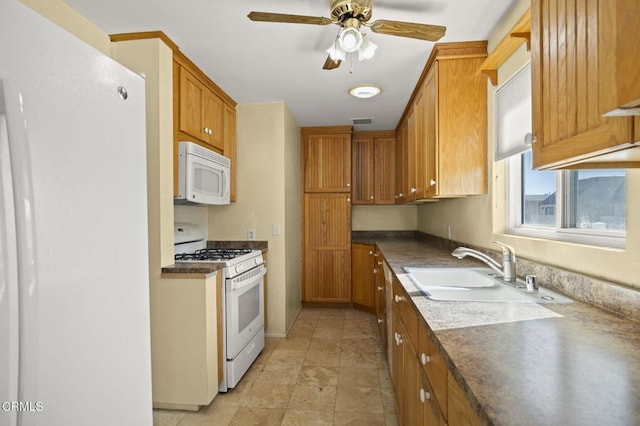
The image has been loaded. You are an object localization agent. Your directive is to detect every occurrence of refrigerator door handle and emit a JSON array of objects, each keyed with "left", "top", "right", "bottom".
[
  {"left": 0, "top": 79, "right": 21, "bottom": 426},
  {"left": 0, "top": 79, "right": 39, "bottom": 410}
]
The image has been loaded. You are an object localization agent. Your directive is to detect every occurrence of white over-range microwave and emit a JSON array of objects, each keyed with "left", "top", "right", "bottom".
[{"left": 175, "top": 141, "right": 231, "bottom": 205}]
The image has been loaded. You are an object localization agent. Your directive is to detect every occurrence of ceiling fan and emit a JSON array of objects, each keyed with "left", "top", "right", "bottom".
[{"left": 248, "top": 0, "right": 446, "bottom": 70}]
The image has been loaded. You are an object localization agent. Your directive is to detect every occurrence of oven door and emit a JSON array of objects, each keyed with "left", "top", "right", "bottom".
[{"left": 225, "top": 265, "right": 266, "bottom": 359}]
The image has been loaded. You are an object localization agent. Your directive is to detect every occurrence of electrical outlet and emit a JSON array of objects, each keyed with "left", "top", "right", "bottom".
[
  {"left": 272, "top": 223, "right": 281, "bottom": 236},
  {"left": 248, "top": 228, "right": 256, "bottom": 241}
]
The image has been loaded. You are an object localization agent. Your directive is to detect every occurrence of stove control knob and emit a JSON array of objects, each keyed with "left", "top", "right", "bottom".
[{"left": 235, "top": 265, "right": 242, "bottom": 274}]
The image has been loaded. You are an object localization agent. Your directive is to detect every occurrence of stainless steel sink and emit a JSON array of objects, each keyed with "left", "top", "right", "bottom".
[{"left": 403, "top": 267, "right": 572, "bottom": 304}]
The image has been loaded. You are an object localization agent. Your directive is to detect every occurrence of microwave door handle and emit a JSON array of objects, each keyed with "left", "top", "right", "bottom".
[{"left": 223, "top": 166, "right": 230, "bottom": 198}]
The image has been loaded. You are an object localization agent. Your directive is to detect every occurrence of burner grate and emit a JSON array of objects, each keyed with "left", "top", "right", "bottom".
[{"left": 175, "top": 247, "right": 253, "bottom": 262}]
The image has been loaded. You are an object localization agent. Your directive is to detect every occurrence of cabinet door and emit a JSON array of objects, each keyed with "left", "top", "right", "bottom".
[
  {"left": 374, "top": 252, "right": 387, "bottom": 350},
  {"left": 423, "top": 66, "right": 438, "bottom": 198},
  {"left": 303, "top": 193, "right": 351, "bottom": 302},
  {"left": 374, "top": 137, "right": 396, "bottom": 204},
  {"left": 405, "top": 106, "right": 417, "bottom": 202},
  {"left": 223, "top": 104, "right": 237, "bottom": 201},
  {"left": 413, "top": 88, "right": 426, "bottom": 200},
  {"left": 402, "top": 337, "right": 420, "bottom": 426},
  {"left": 304, "top": 133, "right": 351, "bottom": 192},
  {"left": 179, "top": 67, "right": 204, "bottom": 140},
  {"left": 437, "top": 56, "right": 487, "bottom": 196},
  {"left": 531, "top": 0, "right": 633, "bottom": 169},
  {"left": 202, "top": 89, "right": 224, "bottom": 150},
  {"left": 352, "top": 138, "right": 375, "bottom": 204},
  {"left": 351, "top": 243, "right": 375, "bottom": 309},
  {"left": 395, "top": 122, "right": 408, "bottom": 203},
  {"left": 419, "top": 371, "right": 447, "bottom": 426},
  {"left": 391, "top": 307, "right": 404, "bottom": 410}
]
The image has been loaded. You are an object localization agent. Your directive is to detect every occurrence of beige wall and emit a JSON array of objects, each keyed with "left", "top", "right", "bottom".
[
  {"left": 208, "top": 102, "right": 302, "bottom": 336},
  {"left": 283, "top": 107, "right": 303, "bottom": 328},
  {"left": 352, "top": 205, "right": 418, "bottom": 231},
  {"left": 20, "top": 0, "right": 110, "bottom": 55},
  {"left": 417, "top": 0, "right": 640, "bottom": 290}
]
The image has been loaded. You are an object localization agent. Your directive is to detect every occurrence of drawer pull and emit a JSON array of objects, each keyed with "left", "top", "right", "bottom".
[
  {"left": 419, "top": 388, "right": 431, "bottom": 403},
  {"left": 421, "top": 353, "right": 431, "bottom": 365},
  {"left": 394, "top": 295, "right": 404, "bottom": 303}
]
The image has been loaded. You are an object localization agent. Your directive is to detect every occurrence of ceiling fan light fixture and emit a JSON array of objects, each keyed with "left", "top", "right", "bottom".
[
  {"left": 338, "top": 26, "right": 363, "bottom": 52},
  {"left": 358, "top": 34, "right": 377, "bottom": 61},
  {"left": 326, "top": 42, "right": 347, "bottom": 62},
  {"left": 349, "top": 83, "right": 381, "bottom": 99}
]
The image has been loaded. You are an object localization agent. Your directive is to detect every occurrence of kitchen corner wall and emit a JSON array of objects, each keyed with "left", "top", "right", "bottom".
[
  {"left": 207, "top": 102, "right": 302, "bottom": 336},
  {"left": 417, "top": 0, "right": 640, "bottom": 290},
  {"left": 20, "top": 0, "right": 110, "bottom": 56}
]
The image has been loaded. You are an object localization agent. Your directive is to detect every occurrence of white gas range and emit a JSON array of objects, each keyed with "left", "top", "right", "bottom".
[{"left": 174, "top": 223, "right": 266, "bottom": 392}]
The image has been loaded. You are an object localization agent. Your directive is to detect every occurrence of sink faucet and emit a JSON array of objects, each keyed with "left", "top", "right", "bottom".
[{"left": 451, "top": 242, "right": 516, "bottom": 282}]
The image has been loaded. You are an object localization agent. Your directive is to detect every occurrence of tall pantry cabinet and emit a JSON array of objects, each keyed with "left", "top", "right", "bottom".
[{"left": 302, "top": 126, "right": 353, "bottom": 303}]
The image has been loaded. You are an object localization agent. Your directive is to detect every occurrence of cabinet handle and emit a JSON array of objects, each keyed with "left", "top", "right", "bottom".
[
  {"left": 524, "top": 133, "right": 537, "bottom": 145},
  {"left": 411, "top": 187, "right": 417, "bottom": 193},
  {"left": 369, "top": 251, "right": 373, "bottom": 255},
  {"left": 346, "top": 183, "right": 351, "bottom": 187},
  {"left": 419, "top": 388, "right": 430, "bottom": 403},
  {"left": 421, "top": 353, "right": 431, "bottom": 365},
  {"left": 430, "top": 179, "right": 436, "bottom": 186},
  {"left": 373, "top": 268, "right": 378, "bottom": 274},
  {"left": 394, "top": 294, "right": 405, "bottom": 303},
  {"left": 377, "top": 286, "right": 384, "bottom": 291},
  {"left": 370, "top": 195, "right": 374, "bottom": 200},
  {"left": 377, "top": 318, "right": 383, "bottom": 324},
  {"left": 399, "top": 193, "right": 404, "bottom": 198},
  {"left": 394, "top": 332, "right": 403, "bottom": 346}
]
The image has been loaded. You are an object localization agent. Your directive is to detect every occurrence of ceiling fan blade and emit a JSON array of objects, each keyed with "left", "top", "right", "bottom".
[
  {"left": 368, "top": 19, "right": 446, "bottom": 41},
  {"left": 248, "top": 11, "right": 333, "bottom": 26},
  {"left": 322, "top": 55, "right": 342, "bottom": 70}
]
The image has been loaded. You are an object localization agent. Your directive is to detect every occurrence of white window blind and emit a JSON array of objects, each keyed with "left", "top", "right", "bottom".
[{"left": 495, "top": 62, "right": 532, "bottom": 161}]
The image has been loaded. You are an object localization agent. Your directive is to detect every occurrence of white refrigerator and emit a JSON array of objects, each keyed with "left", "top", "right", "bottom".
[{"left": 0, "top": 0, "right": 153, "bottom": 425}]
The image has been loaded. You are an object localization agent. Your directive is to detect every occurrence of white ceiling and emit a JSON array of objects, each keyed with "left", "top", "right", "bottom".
[{"left": 66, "top": 0, "right": 516, "bottom": 131}]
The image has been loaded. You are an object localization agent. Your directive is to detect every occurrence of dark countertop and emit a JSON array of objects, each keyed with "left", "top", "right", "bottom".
[{"left": 374, "top": 237, "right": 640, "bottom": 426}]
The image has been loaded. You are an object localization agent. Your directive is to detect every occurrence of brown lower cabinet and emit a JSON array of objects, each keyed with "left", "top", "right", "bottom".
[
  {"left": 392, "top": 274, "right": 480, "bottom": 425},
  {"left": 351, "top": 243, "right": 375, "bottom": 311}
]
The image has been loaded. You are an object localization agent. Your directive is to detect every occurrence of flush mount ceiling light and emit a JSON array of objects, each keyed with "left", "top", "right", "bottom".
[{"left": 349, "top": 84, "right": 381, "bottom": 99}]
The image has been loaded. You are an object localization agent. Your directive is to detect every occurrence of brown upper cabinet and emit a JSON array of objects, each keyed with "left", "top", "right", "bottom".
[
  {"left": 531, "top": 0, "right": 640, "bottom": 169},
  {"left": 396, "top": 41, "right": 488, "bottom": 202},
  {"left": 109, "top": 32, "right": 238, "bottom": 200},
  {"left": 223, "top": 104, "right": 237, "bottom": 202},
  {"left": 172, "top": 47, "right": 237, "bottom": 199},
  {"left": 352, "top": 131, "right": 396, "bottom": 205},
  {"left": 302, "top": 126, "right": 352, "bottom": 192},
  {"left": 178, "top": 66, "right": 224, "bottom": 151}
]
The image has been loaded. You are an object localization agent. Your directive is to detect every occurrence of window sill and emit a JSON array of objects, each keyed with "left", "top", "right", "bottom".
[{"left": 505, "top": 227, "right": 626, "bottom": 250}]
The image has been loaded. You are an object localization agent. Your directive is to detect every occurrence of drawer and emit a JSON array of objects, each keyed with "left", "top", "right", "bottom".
[
  {"left": 392, "top": 277, "right": 418, "bottom": 350},
  {"left": 418, "top": 320, "right": 448, "bottom": 418}
]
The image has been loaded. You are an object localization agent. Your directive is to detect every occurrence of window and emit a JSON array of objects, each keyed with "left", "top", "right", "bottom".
[{"left": 507, "top": 151, "right": 626, "bottom": 247}]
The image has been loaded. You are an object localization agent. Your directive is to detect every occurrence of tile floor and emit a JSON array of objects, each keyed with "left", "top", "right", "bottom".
[{"left": 153, "top": 306, "right": 398, "bottom": 425}]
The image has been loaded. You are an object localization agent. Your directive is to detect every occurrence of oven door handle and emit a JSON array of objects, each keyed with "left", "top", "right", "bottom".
[{"left": 230, "top": 266, "right": 267, "bottom": 291}]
